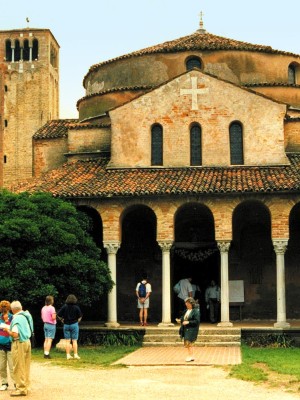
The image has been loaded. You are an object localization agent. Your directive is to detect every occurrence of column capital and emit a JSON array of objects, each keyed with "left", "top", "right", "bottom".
[
  {"left": 103, "top": 242, "right": 120, "bottom": 254},
  {"left": 273, "top": 239, "right": 288, "bottom": 255},
  {"left": 217, "top": 240, "right": 231, "bottom": 253},
  {"left": 158, "top": 241, "right": 173, "bottom": 252}
]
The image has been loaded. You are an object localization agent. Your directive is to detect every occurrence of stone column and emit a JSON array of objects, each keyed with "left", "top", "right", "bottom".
[
  {"left": 217, "top": 241, "right": 233, "bottom": 327},
  {"left": 158, "top": 241, "right": 174, "bottom": 326},
  {"left": 11, "top": 46, "right": 15, "bottom": 63},
  {"left": 103, "top": 242, "right": 120, "bottom": 328},
  {"left": 273, "top": 240, "right": 290, "bottom": 328}
]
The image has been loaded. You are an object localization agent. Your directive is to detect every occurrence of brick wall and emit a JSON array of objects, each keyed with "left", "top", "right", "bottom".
[
  {"left": 0, "top": 29, "right": 59, "bottom": 187},
  {"left": 110, "top": 70, "right": 288, "bottom": 168}
]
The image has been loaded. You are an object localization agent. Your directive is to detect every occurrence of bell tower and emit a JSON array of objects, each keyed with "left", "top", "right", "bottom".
[{"left": 0, "top": 27, "right": 59, "bottom": 187}]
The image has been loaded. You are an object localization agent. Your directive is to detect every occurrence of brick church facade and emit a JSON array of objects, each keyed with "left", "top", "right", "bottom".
[{"left": 1, "top": 20, "right": 300, "bottom": 326}]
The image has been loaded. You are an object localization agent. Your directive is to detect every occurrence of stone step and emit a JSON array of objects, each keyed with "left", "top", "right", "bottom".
[
  {"left": 142, "top": 341, "right": 241, "bottom": 347},
  {"left": 142, "top": 327, "right": 241, "bottom": 347},
  {"left": 143, "top": 335, "right": 240, "bottom": 343},
  {"left": 144, "top": 328, "right": 241, "bottom": 335}
]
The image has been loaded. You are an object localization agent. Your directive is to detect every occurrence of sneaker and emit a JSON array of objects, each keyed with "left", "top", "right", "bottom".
[
  {"left": 185, "top": 357, "right": 195, "bottom": 362},
  {"left": 10, "top": 390, "right": 27, "bottom": 396},
  {"left": 0, "top": 384, "right": 8, "bottom": 391},
  {"left": 66, "top": 354, "right": 73, "bottom": 360},
  {"left": 140, "top": 322, "right": 144, "bottom": 326},
  {"left": 74, "top": 354, "right": 80, "bottom": 359}
]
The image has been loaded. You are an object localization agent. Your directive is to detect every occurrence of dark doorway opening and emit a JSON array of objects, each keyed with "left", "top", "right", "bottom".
[
  {"left": 117, "top": 205, "right": 161, "bottom": 323},
  {"left": 173, "top": 203, "right": 219, "bottom": 321},
  {"left": 76, "top": 206, "right": 107, "bottom": 321}
]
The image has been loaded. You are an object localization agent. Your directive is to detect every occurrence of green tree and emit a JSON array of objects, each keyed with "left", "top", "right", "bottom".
[{"left": 0, "top": 190, "right": 113, "bottom": 309}]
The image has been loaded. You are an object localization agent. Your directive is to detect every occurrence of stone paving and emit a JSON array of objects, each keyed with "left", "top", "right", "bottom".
[{"left": 114, "top": 345, "right": 241, "bottom": 366}]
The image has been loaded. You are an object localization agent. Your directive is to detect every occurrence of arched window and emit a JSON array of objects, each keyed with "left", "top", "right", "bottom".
[
  {"left": 32, "top": 39, "right": 39, "bottom": 60},
  {"left": 23, "top": 39, "right": 30, "bottom": 61},
  {"left": 190, "top": 123, "right": 202, "bottom": 166},
  {"left": 186, "top": 56, "right": 202, "bottom": 71},
  {"left": 151, "top": 124, "right": 163, "bottom": 166},
  {"left": 288, "top": 64, "right": 296, "bottom": 84},
  {"left": 230, "top": 122, "right": 244, "bottom": 165},
  {"left": 14, "top": 40, "right": 21, "bottom": 61},
  {"left": 5, "top": 40, "right": 12, "bottom": 62}
]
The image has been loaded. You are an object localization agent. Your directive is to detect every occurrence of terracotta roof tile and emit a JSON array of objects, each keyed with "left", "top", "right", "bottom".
[
  {"left": 11, "top": 155, "right": 300, "bottom": 198},
  {"left": 244, "top": 82, "right": 300, "bottom": 88},
  {"left": 33, "top": 119, "right": 78, "bottom": 139},
  {"left": 33, "top": 119, "right": 111, "bottom": 140}
]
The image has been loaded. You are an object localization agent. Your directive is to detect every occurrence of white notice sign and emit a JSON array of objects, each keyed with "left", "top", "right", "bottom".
[{"left": 229, "top": 280, "right": 244, "bottom": 303}]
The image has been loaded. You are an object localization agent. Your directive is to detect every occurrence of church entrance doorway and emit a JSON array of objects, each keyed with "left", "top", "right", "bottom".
[
  {"left": 117, "top": 205, "right": 161, "bottom": 323},
  {"left": 172, "top": 203, "right": 219, "bottom": 321}
]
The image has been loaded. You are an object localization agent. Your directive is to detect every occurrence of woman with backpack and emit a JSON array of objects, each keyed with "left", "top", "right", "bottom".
[{"left": 135, "top": 276, "right": 152, "bottom": 326}]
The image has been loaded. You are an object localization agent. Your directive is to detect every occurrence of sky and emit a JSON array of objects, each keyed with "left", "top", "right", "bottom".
[{"left": 1, "top": 0, "right": 300, "bottom": 119}]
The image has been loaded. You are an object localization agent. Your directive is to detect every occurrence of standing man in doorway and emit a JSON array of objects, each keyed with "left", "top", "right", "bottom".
[
  {"left": 205, "top": 280, "right": 221, "bottom": 323},
  {"left": 136, "top": 276, "right": 152, "bottom": 326}
]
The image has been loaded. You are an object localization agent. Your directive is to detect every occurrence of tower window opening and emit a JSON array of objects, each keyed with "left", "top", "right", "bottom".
[
  {"left": 23, "top": 39, "right": 30, "bottom": 61},
  {"left": 5, "top": 40, "right": 12, "bottom": 62},
  {"left": 32, "top": 39, "right": 39, "bottom": 60},
  {"left": 14, "top": 40, "right": 21, "bottom": 61}
]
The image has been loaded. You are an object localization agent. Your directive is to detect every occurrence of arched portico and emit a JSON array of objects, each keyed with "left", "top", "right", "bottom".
[
  {"left": 117, "top": 204, "right": 161, "bottom": 322},
  {"left": 230, "top": 200, "right": 275, "bottom": 319},
  {"left": 173, "top": 203, "right": 219, "bottom": 321}
]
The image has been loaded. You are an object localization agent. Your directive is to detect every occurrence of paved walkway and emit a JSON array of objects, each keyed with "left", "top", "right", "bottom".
[
  {"left": 114, "top": 346, "right": 241, "bottom": 366},
  {"left": 13, "top": 361, "right": 299, "bottom": 400}
]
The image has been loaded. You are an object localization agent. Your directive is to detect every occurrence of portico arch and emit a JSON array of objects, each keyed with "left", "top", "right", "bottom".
[
  {"left": 173, "top": 203, "right": 219, "bottom": 320},
  {"left": 230, "top": 200, "right": 275, "bottom": 319},
  {"left": 76, "top": 205, "right": 107, "bottom": 321},
  {"left": 117, "top": 204, "right": 161, "bottom": 322},
  {"left": 285, "top": 203, "right": 300, "bottom": 319}
]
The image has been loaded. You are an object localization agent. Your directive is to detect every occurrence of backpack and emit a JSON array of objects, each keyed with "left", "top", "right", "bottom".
[
  {"left": 138, "top": 282, "right": 147, "bottom": 298},
  {"left": 19, "top": 311, "right": 36, "bottom": 348},
  {"left": 173, "top": 281, "right": 181, "bottom": 294}
]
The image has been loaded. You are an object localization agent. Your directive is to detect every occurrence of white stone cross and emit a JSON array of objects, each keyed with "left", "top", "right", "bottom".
[{"left": 180, "top": 77, "right": 208, "bottom": 110}]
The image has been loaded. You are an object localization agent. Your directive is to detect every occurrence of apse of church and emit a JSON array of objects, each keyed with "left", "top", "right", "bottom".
[{"left": 7, "top": 19, "right": 300, "bottom": 326}]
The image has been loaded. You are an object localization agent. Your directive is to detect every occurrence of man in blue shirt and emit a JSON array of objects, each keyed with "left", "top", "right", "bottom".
[{"left": 4, "top": 301, "right": 33, "bottom": 397}]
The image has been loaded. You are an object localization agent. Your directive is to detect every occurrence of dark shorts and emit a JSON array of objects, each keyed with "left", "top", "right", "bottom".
[{"left": 63, "top": 322, "right": 79, "bottom": 340}]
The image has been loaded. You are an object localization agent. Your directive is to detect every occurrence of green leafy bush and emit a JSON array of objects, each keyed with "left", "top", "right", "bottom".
[
  {"left": 242, "top": 333, "right": 295, "bottom": 348},
  {"left": 0, "top": 190, "right": 113, "bottom": 308}
]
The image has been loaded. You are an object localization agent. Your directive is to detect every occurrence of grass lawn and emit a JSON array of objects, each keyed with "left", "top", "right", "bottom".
[
  {"left": 31, "top": 345, "right": 140, "bottom": 369},
  {"left": 229, "top": 345, "right": 300, "bottom": 393}
]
